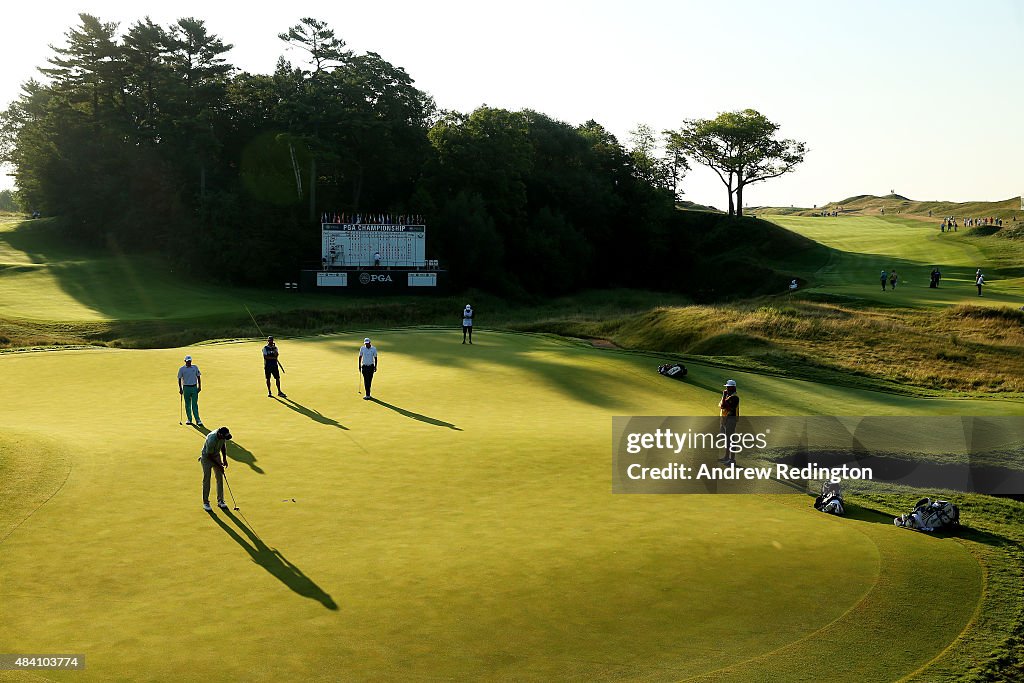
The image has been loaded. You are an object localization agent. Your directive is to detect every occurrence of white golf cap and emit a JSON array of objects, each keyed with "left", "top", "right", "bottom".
[
  {"left": 184, "top": 355, "right": 192, "bottom": 362},
  {"left": 364, "top": 337, "right": 371, "bottom": 343},
  {"left": 724, "top": 379, "right": 737, "bottom": 387}
]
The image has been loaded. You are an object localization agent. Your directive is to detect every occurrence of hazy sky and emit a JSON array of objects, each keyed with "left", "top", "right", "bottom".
[{"left": 2, "top": 1, "right": 1021, "bottom": 209}]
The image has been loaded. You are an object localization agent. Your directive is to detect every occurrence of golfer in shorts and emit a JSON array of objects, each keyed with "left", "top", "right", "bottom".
[
  {"left": 177, "top": 355, "right": 203, "bottom": 426},
  {"left": 358, "top": 338, "right": 378, "bottom": 399},
  {"left": 718, "top": 380, "right": 740, "bottom": 466},
  {"left": 462, "top": 304, "right": 474, "bottom": 344},
  {"left": 263, "top": 336, "right": 286, "bottom": 397},
  {"left": 200, "top": 426, "right": 232, "bottom": 511}
]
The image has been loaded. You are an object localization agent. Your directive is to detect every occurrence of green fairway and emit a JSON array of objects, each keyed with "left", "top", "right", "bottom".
[
  {"left": 0, "top": 330, "right": 1000, "bottom": 681},
  {"left": 768, "top": 215, "right": 1024, "bottom": 308},
  {"left": 0, "top": 216, "right": 345, "bottom": 322}
]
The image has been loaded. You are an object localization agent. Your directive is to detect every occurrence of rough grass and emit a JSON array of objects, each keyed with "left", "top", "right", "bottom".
[{"left": 518, "top": 299, "right": 1024, "bottom": 395}]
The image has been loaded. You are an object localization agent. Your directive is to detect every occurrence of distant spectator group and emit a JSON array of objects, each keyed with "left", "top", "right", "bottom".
[{"left": 941, "top": 216, "right": 1004, "bottom": 232}]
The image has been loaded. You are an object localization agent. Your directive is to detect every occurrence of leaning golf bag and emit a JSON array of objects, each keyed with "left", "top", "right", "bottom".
[
  {"left": 813, "top": 481, "right": 845, "bottom": 516},
  {"left": 894, "top": 498, "right": 959, "bottom": 531},
  {"left": 657, "top": 363, "right": 687, "bottom": 380}
]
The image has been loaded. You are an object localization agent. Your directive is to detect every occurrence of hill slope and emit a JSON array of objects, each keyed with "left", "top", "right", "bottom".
[{"left": 752, "top": 194, "right": 1021, "bottom": 219}]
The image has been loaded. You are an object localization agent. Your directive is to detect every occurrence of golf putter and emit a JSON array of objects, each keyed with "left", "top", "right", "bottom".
[{"left": 223, "top": 469, "right": 240, "bottom": 510}]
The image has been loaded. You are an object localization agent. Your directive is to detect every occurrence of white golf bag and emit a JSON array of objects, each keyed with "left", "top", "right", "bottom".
[{"left": 894, "top": 498, "right": 959, "bottom": 531}]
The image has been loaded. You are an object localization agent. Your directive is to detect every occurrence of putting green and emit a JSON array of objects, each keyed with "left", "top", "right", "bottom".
[
  {"left": 0, "top": 330, "right": 992, "bottom": 681},
  {"left": 768, "top": 215, "right": 1024, "bottom": 308}
]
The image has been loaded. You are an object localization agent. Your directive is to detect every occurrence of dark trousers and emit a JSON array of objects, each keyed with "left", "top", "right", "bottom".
[
  {"left": 362, "top": 365, "right": 375, "bottom": 396},
  {"left": 720, "top": 416, "right": 737, "bottom": 461}
]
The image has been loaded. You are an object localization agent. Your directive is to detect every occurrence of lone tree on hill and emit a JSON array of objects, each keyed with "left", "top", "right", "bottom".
[{"left": 666, "top": 109, "right": 805, "bottom": 216}]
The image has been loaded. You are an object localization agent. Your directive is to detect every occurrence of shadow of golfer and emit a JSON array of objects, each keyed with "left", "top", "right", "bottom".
[
  {"left": 195, "top": 426, "right": 265, "bottom": 474},
  {"left": 369, "top": 398, "right": 462, "bottom": 430},
  {"left": 207, "top": 509, "right": 338, "bottom": 611},
  {"left": 275, "top": 396, "right": 348, "bottom": 430}
]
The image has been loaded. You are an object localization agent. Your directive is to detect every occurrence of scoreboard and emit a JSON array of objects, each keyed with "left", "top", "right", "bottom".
[{"left": 322, "top": 223, "right": 426, "bottom": 268}]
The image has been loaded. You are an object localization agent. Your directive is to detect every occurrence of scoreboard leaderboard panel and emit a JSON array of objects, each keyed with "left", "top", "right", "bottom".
[
  {"left": 407, "top": 273, "right": 437, "bottom": 287},
  {"left": 316, "top": 272, "right": 348, "bottom": 287},
  {"left": 322, "top": 224, "right": 426, "bottom": 267}
]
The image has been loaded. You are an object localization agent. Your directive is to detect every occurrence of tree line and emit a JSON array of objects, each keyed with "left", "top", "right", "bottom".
[{"left": 0, "top": 15, "right": 804, "bottom": 295}]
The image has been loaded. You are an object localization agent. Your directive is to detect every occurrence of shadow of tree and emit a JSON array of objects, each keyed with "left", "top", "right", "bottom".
[
  {"left": 276, "top": 397, "right": 348, "bottom": 430},
  {"left": 207, "top": 509, "right": 338, "bottom": 610},
  {"left": 370, "top": 398, "right": 461, "bottom": 430},
  {"left": 386, "top": 340, "right": 631, "bottom": 409},
  {"left": 195, "top": 425, "right": 264, "bottom": 474}
]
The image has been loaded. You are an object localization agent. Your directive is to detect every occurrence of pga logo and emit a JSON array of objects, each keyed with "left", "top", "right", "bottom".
[{"left": 359, "top": 272, "right": 393, "bottom": 284}]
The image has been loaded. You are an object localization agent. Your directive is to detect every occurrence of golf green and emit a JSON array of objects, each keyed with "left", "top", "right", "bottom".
[{"left": 0, "top": 330, "right": 993, "bottom": 681}]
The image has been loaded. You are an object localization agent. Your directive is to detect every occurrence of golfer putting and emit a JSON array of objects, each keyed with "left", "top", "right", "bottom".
[
  {"left": 200, "top": 426, "right": 232, "bottom": 511},
  {"left": 358, "top": 337, "right": 378, "bottom": 400}
]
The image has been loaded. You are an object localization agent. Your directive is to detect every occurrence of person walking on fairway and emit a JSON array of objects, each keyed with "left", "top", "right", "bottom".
[
  {"left": 177, "top": 355, "right": 203, "bottom": 426},
  {"left": 200, "top": 426, "right": 232, "bottom": 511},
  {"left": 889, "top": 270, "right": 898, "bottom": 290},
  {"left": 976, "top": 271, "right": 985, "bottom": 296},
  {"left": 462, "top": 304, "right": 474, "bottom": 344},
  {"left": 263, "top": 336, "right": 286, "bottom": 398},
  {"left": 358, "top": 337, "right": 378, "bottom": 400},
  {"left": 718, "top": 380, "right": 740, "bottom": 466},
  {"left": 880, "top": 270, "right": 888, "bottom": 291}
]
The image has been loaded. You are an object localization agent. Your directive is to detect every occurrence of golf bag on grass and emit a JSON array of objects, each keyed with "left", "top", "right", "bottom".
[
  {"left": 894, "top": 498, "right": 959, "bottom": 531},
  {"left": 813, "top": 482, "right": 845, "bottom": 516},
  {"left": 657, "top": 363, "right": 687, "bottom": 380}
]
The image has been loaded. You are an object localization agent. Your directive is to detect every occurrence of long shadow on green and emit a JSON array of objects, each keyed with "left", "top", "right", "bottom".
[
  {"left": 274, "top": 397, "right": 348, "bottom": 429},
  {"left": 369, "top": 398, "right": 461, "bottom": 430},
  {"left": 195, "top": 425, "right": 264, "bottom": 474},
  {"left": 394, "top": 342, "right": 632, "bottom": 409},
  {"left": 207, "top": 509, "right": 338, "bottom": 610}
]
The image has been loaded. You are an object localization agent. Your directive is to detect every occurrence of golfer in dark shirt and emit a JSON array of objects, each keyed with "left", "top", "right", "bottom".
[
  {"left": 718, "top": 380, "right": 740, "bottom": 466},
  {"left": 263, "top": 336, "right": 286, "bottom": 397}
]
